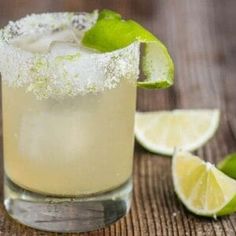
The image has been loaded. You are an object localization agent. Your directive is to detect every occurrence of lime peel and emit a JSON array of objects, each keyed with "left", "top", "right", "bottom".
[
  {"left": 82, "top": 9, "right": 174, "bottom": 89},
  {"left": 217, "top": 153, "right": 236, "bottom": 179}
]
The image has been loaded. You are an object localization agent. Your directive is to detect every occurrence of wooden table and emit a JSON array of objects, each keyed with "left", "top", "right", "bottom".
[{"left": 0, "top": 0, "right": 236, "bottom": 235}]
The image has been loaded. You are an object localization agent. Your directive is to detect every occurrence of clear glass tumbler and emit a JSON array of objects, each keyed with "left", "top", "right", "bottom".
[{"left": 0, "top": 12, "right": 140, "bottom": 232}]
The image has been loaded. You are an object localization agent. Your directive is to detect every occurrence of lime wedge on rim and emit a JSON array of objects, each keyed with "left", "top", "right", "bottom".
[
  {"left": 173, "top": 150, "right": 236, "bottom": 217},
  {"left": 217, "top": 153, "right": 236, "bottom": 179},
  {"left": 82, "top": 9, "right": 174, "bottom": 89}
]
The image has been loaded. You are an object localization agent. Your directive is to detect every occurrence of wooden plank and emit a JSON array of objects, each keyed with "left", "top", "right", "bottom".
[{"left": 0, "top": 0, "right": 235, "bottom": 235}]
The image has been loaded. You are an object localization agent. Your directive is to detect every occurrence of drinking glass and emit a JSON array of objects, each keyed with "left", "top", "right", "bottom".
[{"left": 0, "top": 12, "right": 140, "bottom": 232}]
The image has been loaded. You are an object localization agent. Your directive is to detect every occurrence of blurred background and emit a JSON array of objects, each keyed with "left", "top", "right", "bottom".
[
  {"left": 0, "top": 0, "right": 235, "bottom": 112},
  {"left": 1, "top": 0, "right": 235, "bottom": 152},
  {"left": 0, "top": 0, "right": 236, "bottom": 235}
]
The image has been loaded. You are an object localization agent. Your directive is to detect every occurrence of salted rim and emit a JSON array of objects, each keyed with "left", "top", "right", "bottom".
[{"left": 0, "top": 11, "right": 140, "bottom": 99}]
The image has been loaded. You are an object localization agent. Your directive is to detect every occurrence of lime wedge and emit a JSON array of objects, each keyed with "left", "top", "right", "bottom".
[
  {"left": 82, "top": 9, "right": 174, "bottom": 89},
  {"left": 172, "top": 150, "right": 236, "bottom": 217},
  {"left": 218, "top": 153, "right": 236, "bottom": 179},
  {"left": 135, "top": 110, "right": 220, "bottom": 156}
]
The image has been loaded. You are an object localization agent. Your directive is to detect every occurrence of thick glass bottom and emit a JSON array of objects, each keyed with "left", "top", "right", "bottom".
[{"left": 4, "top": 176, "right": 132, "bottom": 233}]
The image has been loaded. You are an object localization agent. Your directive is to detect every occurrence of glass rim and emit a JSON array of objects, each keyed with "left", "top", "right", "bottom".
[{"left": 0, "top": 11, "right": 140, "bottom": 100}]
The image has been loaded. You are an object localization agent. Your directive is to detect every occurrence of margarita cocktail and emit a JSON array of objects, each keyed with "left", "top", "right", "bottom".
[{"left": 0, "top": 10, "right": 173, "bottom": 232}]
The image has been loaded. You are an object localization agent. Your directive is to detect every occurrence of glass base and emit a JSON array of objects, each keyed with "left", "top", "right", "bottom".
[{"left": 4, "top": 176, "right": 132, "bottom": 233}]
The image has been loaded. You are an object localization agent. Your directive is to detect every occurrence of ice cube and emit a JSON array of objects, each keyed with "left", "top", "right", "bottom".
[
  {"left": 49, "top": 41, "right": 80, "bottom": 57},
  {"left": 10, "top": 29, "right": 77, "bottom": 53}
]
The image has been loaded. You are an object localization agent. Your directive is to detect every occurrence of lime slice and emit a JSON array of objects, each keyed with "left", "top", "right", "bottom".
[
  {"left": 217, "top": 153, "right": 236, "bottom": 179},
  {"left": 82, "top": 9, "right": 174, "bottom": 89},
  {"left": 135, "top": 109, "right": 220, "bottom": 156},
  {"left": 172, "top": 150, "right": 236, "bottom": 217}
]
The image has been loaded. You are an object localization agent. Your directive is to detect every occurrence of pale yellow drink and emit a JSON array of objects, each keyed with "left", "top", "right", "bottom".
[
  {"left": 1, "top": 19, "right": 139, "bottom": 196},
  {"left": 2, "top": 79, "right": 136, "bottom": 196}
]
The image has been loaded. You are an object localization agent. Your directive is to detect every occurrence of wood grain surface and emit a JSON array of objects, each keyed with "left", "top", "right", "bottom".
[{"left": 0, "top": 0, "right": 236, "bottom": 235}]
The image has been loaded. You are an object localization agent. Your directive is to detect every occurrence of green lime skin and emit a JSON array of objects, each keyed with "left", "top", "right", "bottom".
[{"left": 218, "top": 153, "right": 236, "bottom": 179}]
